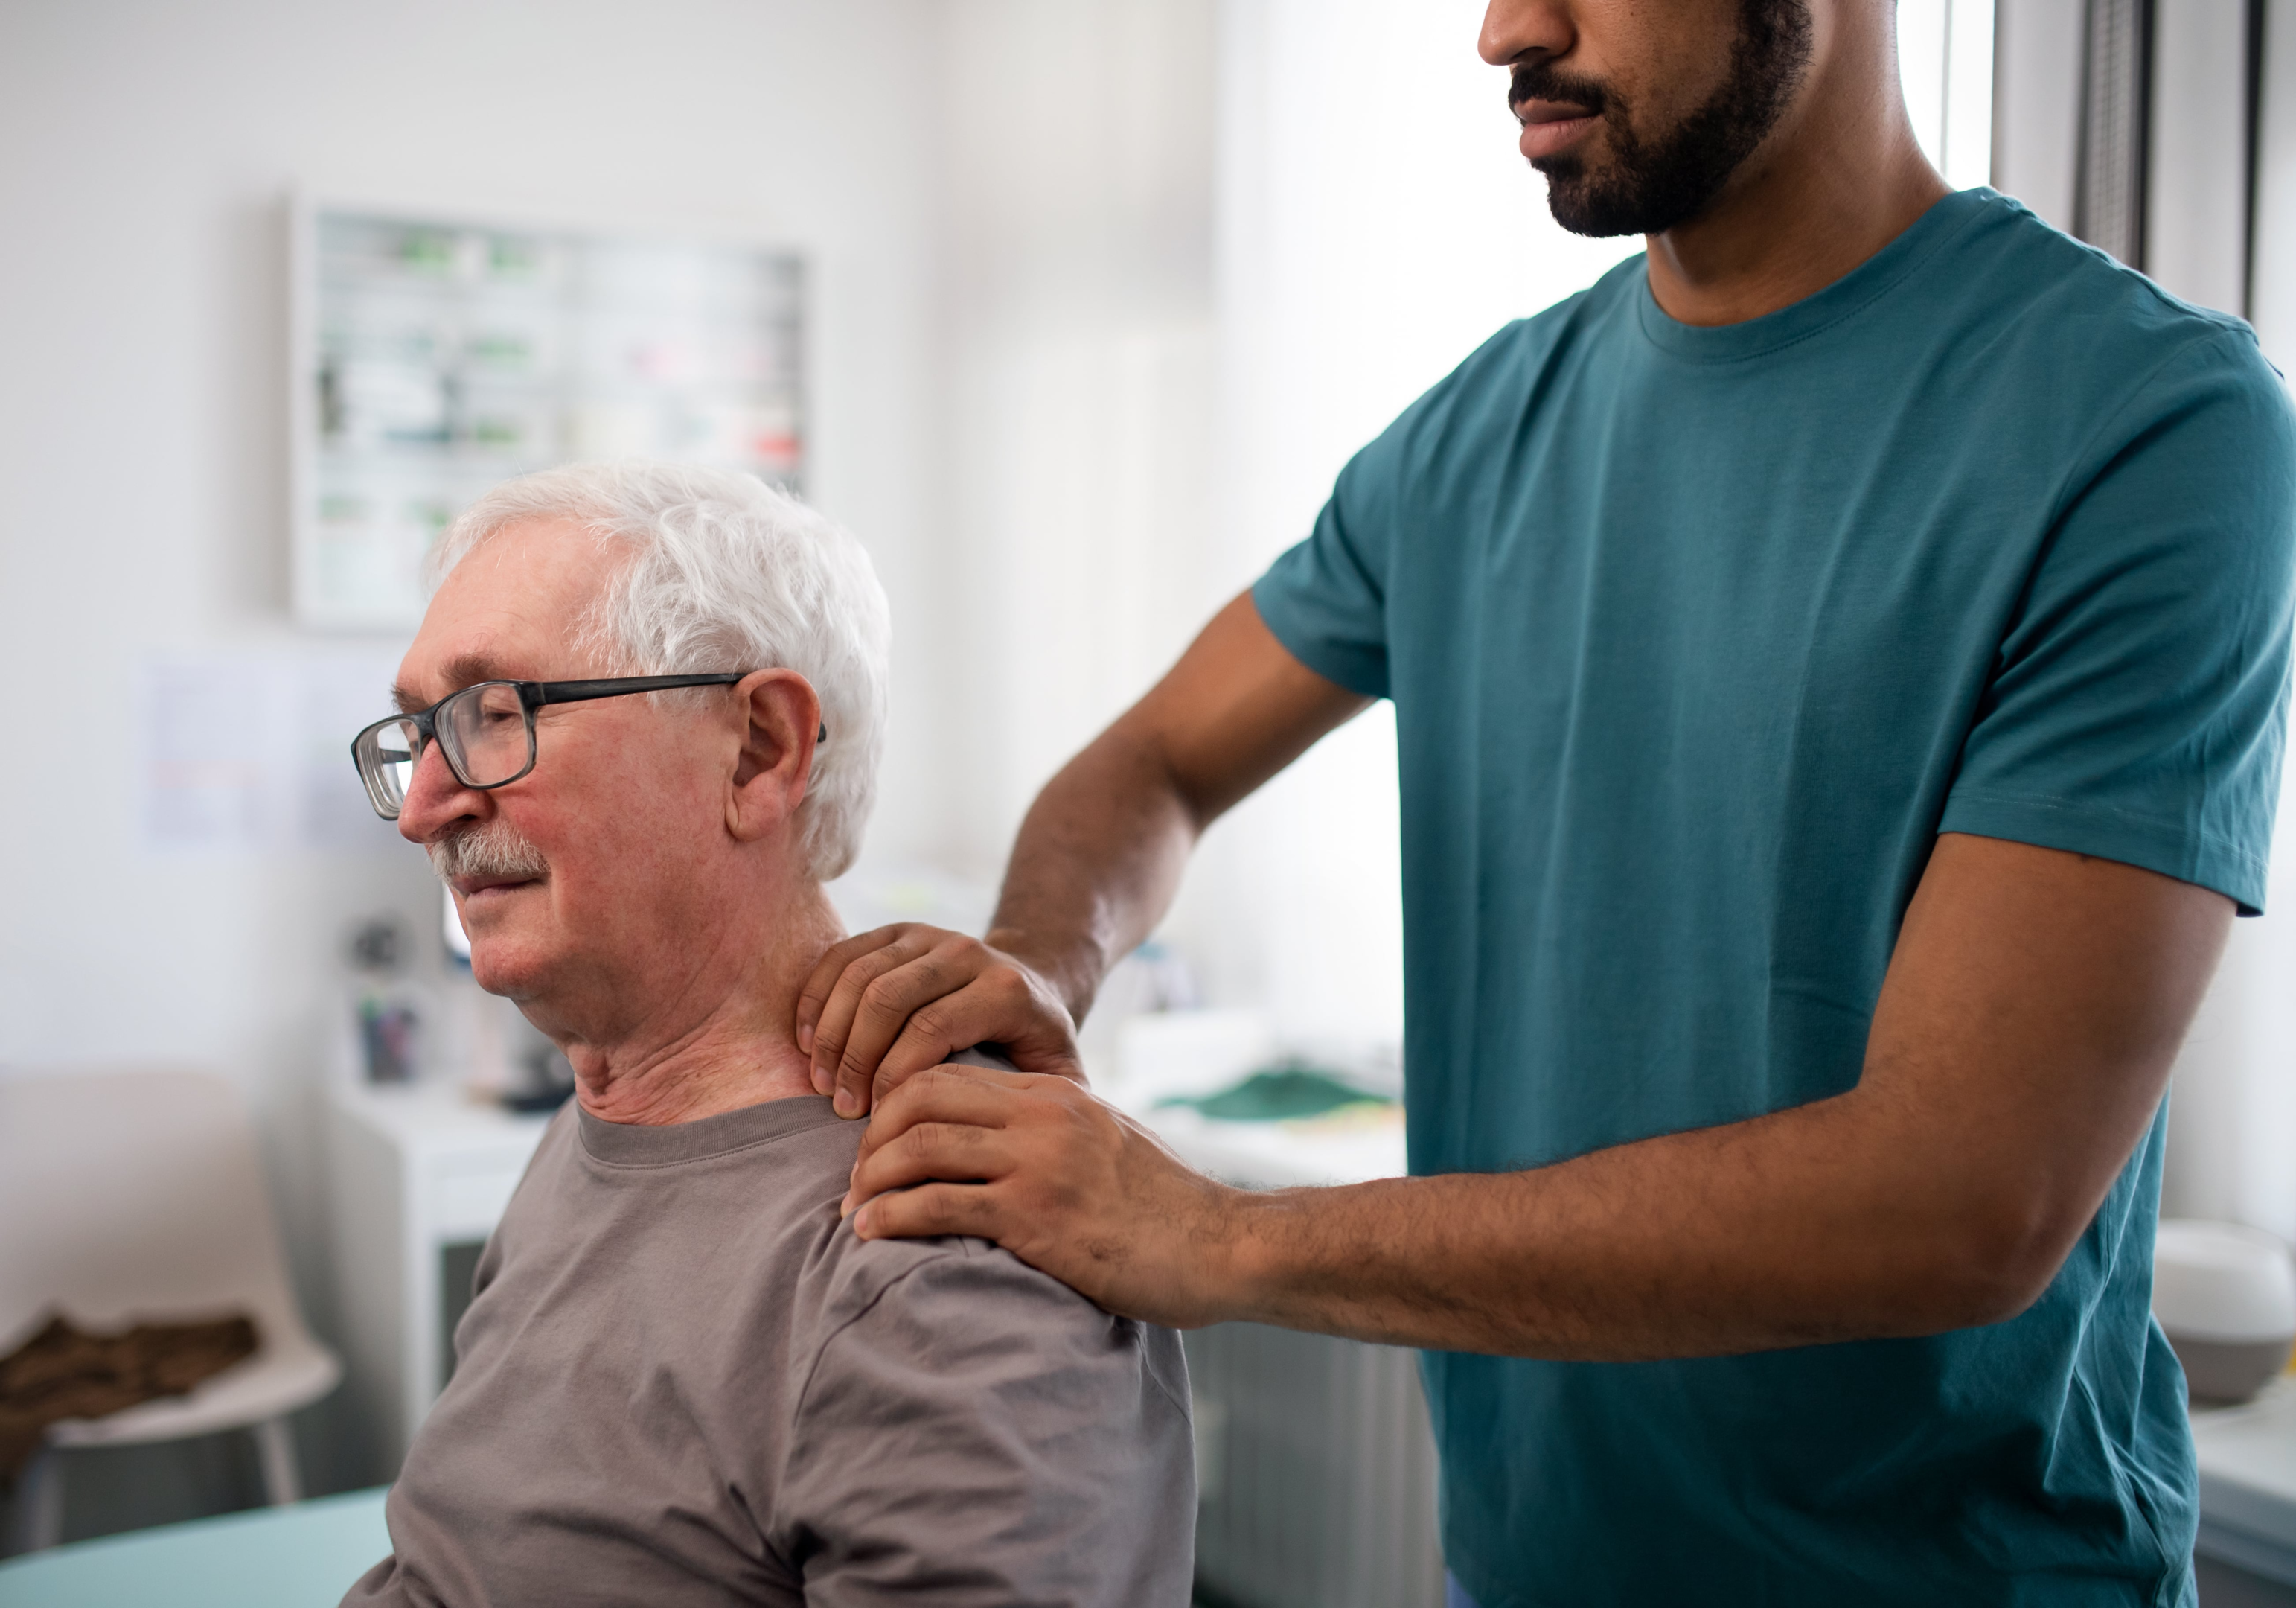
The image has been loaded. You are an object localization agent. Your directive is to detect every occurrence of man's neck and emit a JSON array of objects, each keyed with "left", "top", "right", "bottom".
[
  {"left": 1642, "top": 24, "right": 1952, "bottom": 328},
  {"left": 565, "top": 884, "right": 845, "bottom": 1127}
]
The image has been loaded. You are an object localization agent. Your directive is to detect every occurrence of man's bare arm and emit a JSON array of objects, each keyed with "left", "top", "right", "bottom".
[
  {"left": 797, "top": 592, "right": 1367, "bottom": 1113},
  {"left": 842, "top": 834, "right": 2230, "bottom": 1356}
]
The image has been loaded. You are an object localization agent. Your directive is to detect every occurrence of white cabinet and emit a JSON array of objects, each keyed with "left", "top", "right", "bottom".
[
  {"left": 288, "top": 199, "right": 805, "bottom": 631},
  {"left": 2195, "top": 1379, "right": 2296, "bottom": 1593},
  {"left": 325, "top": 1084, "right": 553, "bottom": 1483}
]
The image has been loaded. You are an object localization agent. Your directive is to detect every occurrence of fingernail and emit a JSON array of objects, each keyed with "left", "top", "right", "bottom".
[
  {"left": 852, "top": 1205, "right": 873, "bottom": 1237},
  {"left": 812, "top": 1065, "right": 833, "bottom": 1097},
  {"left": 834, "top": 1088, "right": 860, "bottom": 1118},
  {"left": 838, "top": 1192, "right": 854, "bottom": 1219},
  {"left": 797, "top": 1022, "right": 813, "bottom": 1053}
]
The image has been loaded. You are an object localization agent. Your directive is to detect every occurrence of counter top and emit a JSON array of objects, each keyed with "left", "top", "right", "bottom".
[{"left": 2194, "top": 1376, "right": 2296, "bottom": 1584}]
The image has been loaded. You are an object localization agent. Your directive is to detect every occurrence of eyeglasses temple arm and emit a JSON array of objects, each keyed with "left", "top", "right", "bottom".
[
  {"left": 527, "top": 674, "right": 749, "bottom": 706},
  {"left": 525, "top": 675, "right": 828, "bottom": 743}
]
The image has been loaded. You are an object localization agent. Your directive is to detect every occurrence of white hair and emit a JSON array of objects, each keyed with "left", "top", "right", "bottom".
[{"left": 427, "top": 461, "right": 889, "bottom": 881}]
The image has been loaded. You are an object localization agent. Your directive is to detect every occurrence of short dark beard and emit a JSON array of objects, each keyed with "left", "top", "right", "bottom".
[{"left": 1511, "top": 0, "right": 1815, "bottom": 237}]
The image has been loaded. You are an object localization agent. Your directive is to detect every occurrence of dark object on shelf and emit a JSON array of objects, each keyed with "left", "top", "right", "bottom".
[
  {"left": 348, "top": 916, "right": 405, "bottom": 972},
  {"left": 0, "top": 1310, "right": 259, "bottom": 1486},
  {"left": 501, "top": 1042, "right": 577, "bottom": 1114},
  {"left": 1157, "top": 1060, "right": 1396, "bottom": 1123}
]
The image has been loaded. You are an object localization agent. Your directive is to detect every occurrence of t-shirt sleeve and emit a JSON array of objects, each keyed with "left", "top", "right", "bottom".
[
  {"left": 1252, "top": 316, "right": 1541, "bottom": 700},
  {"left": 1251, "top": 421, "right": 1416, "bottom": 701},
  {"left": 1940, "top": 328, "right": 2296, "bottom": 913},
  {"left": 778, "top": 1244, "right": 1195, "bottom": 1607}
]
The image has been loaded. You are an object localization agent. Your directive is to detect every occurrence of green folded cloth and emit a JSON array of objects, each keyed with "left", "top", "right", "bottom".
[{"left": 1156, "top": 1060, "right": 1396, "bottom": 1123}]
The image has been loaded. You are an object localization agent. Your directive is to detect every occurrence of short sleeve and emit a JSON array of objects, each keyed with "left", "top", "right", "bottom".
[
  {"left": 1252, "top": 433, "right": 1410, "bottom": 700},
  {"left": 778, "top": 1244, "right": 1195, "bottom": 1607},
  {"left": 1940, "top": 329, "right": 2296, "bottom": 913}
]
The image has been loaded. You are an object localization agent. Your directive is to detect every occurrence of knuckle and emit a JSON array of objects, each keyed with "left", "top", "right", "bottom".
[
  {"left": 900, "top": 1122, "right": 949, "bottom": 1164},
  {"left": 908, "top": 1000, "right": 959, "bottom": 1043},
  {"left": 854, "top": 979, "right": 907, "bottom": 1027},
  {"left": 845, "top": 951, "right": 898, "bottom": 986}
]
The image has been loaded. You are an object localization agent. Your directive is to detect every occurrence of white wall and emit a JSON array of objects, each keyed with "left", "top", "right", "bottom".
[
  {"left": 933, "top": 0, "right": 1221, "bottom": 883},
  {"left": 930, "top": 0, "right": 1643, "bottom": 1050},
  {"left": 1197, "top": 0, "right": 1639, "bottom": 1046},
  {"left": 0, "top": 0, "right": 944, "bottom": 1490}
]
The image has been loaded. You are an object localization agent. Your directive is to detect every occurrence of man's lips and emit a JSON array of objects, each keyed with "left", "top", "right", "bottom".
[
  {"left": 453, "top": 874, "right": 541, "bottom": 899},
  {"left": 1513, "top": 99, "right": 1599, "bottom": 161}
]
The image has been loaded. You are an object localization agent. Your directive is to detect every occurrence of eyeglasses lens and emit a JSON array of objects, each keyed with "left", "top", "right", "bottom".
[
  {"left": 440, "top": 683, "right": 534, "bottom": 788},
  {"left": 360, "top": 719, "right": 423, "bottom": 817}
]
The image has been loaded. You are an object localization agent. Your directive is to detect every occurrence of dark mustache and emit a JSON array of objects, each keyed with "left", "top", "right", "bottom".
[{"left": 1509, "top": 60, "right": 1612, "bottom": 119}]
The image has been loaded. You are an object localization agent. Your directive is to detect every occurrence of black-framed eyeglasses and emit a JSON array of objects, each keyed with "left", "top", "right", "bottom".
[{"left": 351, "top": 673, "right": 824, "bottom": 822}]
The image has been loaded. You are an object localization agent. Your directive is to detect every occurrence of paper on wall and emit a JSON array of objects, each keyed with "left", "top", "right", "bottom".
[{"left": 140, "top": 648, "right": 410, "bottom": 855}]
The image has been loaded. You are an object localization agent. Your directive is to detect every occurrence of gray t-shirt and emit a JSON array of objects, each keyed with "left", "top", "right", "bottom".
[{"left": 342, "top": 1077, "right": 1195, "bottom": 1606}]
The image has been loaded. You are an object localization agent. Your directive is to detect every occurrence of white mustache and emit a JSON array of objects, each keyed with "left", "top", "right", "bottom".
[{"left": 428, "top": 819, "right": 551, "bottom": 884}]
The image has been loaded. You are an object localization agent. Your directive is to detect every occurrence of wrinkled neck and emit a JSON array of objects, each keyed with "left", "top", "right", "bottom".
[{"left": 562, "top": 882, "right": 844, "bottom": 1126}]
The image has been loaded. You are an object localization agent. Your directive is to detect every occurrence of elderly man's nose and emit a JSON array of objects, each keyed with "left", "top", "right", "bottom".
[{"left": 397, "top": 742, "right": 481, "bottom": 843}]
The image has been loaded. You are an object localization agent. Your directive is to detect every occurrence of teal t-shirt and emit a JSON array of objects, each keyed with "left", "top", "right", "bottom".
[{"left": 1252, "top": 190, "right": 2296, "bottom": 1606}]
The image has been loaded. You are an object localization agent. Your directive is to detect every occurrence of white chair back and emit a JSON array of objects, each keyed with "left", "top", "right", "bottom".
[{"left": 0, "top": 1068, "right": 307, "bottom": 1358}]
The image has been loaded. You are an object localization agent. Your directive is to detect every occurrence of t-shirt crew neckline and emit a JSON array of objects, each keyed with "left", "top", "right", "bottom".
[
  {"left": 1633, "top": 187, "right": 2000, "bottom": 364},
  {"left": 575, "top": 1091, "right": 845, "bottom": 1168}
]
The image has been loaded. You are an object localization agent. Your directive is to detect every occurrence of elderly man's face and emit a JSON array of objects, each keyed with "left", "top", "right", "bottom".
[{"left": 391, "top": 520, "right": 751, "bottom": 1019}]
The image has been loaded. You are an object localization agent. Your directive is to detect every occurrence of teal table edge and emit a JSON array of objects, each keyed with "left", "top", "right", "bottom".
[{"left": 0, "top": 1487, "right": 389, "bottom": 1608}]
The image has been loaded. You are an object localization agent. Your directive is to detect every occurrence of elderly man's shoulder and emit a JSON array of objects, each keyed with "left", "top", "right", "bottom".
[{"left": 801, "top": 1209, "right": 1189, "bottom": 1391}]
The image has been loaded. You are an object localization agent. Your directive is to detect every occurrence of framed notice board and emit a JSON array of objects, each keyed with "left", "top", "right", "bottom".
[{"left": 288, "top": 197, "right": 805, "bottom": 630}]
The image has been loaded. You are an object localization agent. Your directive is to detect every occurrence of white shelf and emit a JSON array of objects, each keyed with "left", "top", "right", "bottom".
[
  {"left": 2192, "top": 1376, "right": 2296, "bottom": 1584},
  {"left": 325, "top": 1082, "right": 554, "bottom": 1481},
  {"left": 1113, "top": 1094, "right": 1407, "bottom": 1193}
]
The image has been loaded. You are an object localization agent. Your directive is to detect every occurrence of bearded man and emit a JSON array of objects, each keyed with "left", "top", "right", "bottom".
[
  {"left": 791, "top": 1, "right": 2296, "bottom": 1605},
  {"left": 338, "top": 462, "right": 1193, "bottom": 1607}
]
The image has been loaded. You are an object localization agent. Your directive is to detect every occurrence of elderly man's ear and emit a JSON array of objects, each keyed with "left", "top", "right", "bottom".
[{"left": 725, "top": 669, "right": 823, "bottom": 844}]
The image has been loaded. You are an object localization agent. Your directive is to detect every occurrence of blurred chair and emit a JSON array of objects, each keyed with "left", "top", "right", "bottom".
[{"left": 0, "top": 1068, "right": 341, "bottom": 1553}]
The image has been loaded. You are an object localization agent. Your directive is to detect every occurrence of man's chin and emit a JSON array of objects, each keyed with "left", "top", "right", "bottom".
[
  {"left": 1537, "top": 162, "right": 1651, "bottom": 240},
  {"left": 464, "top": 925, "right": 552, "bottom": 1001},
  {"left": 467, "top": 945, "right": 538, "bottom": 1000}
]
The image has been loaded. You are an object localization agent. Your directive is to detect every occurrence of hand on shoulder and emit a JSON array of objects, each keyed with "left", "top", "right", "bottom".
[{"left": 795, "top": 923, "right": 1085, "bottom": 1117}]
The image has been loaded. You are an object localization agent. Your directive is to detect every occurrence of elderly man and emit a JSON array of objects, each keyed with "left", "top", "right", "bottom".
[{"left": 337, "top": 462, "right": 1193, "bottom": 1607}]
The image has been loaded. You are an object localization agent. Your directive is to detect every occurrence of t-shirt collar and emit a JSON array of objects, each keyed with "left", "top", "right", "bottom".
[
  {"left": 575, "top": 1091, "right": 844, "bottom": 1167},
  {"left": 1633, "top": 187, "right": 2000, "bottom": 363}
]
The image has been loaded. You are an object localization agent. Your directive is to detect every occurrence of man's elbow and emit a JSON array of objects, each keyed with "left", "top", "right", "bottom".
[{"left": 1893, "top": 1192, "right": 2085, "bottom": 1333}]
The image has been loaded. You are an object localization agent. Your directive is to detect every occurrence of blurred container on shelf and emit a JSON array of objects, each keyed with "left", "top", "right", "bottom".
[
  {"left": 2157, "top": 1220, "right": 2296, "bottom": 1404},
  {"left": 345, "top": 917, "right": 431, "bottom": 1088}
]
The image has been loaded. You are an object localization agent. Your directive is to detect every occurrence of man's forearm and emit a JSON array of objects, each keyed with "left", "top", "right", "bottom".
[
  {"left": 985, "top": 592, "right": 1372, "bottom": 1024},
  {"left": 851, "top": 834, "right": 2219, "bottom": 1359},
  {"left": 1205, "top": 1085, "right": 2076, "bottom": 1359},
  {"left": 985, "top": 722, "right": 1203, "bottom": 1024}
]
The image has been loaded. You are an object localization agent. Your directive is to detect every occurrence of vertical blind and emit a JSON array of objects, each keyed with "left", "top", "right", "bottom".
[{"left": 2076, "top": 0, "right": 2153, "bottom": 264}]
